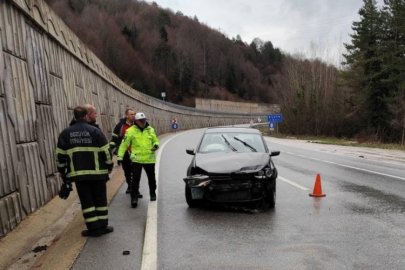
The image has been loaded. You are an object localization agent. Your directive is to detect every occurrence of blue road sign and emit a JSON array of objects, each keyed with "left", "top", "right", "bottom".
[
  {"left": 267, "top": 114, "right": 283, "bottom": 123},
  {"left": 172, "top": 123, "right": 178, "bottom": 130}
]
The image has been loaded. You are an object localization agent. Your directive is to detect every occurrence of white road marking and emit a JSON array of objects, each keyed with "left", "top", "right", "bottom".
[
  {"left": 141, "top": 133, "right": 183, "bottom": 270},
  {"left": 282, "top": 150, "right": 405, "bottom": 181},
  {"left": 278, "top": 176, "right": 310, "bottom": 191}
]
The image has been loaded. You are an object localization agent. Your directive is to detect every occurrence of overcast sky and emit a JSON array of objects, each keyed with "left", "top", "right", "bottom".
[{"left": 150, "top": 0, "right": 384, "bottom": 64}]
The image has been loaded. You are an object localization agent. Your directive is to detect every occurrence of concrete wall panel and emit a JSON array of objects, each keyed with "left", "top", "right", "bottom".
[
  {"left": 62, "top": 50, "right": 76, "bottom": 109},
  {"left": 0, "top": 98, "right": 18, "bottom": 197},
  {"left": 0, "top": 192, "right": 22, "bottom": 237},
  {"left": 17, "top": 142, "right": 48, "bottom": 216},
  {"left": 0, "top": 28, "right": 4, "bottom": 97},
  {"left": 36, "top": 104, "right": 58, "bottom": 176},
  {"left": 49, "top": 75, "right": 69, "bottom": 133},
  {"left": 0, "top": 1, "right": 27, "bottom": 59},
  {"left": 3, "top": 53, "right": 36, "bottom": 143},
  {"left": 44, "top": 38, "right": 62, "bottom": 77},
  {"left": 27, "top": 24, "right": 50, "bottom": 104},
  {"left": 46, "top": 174, "right": 62, "bottom": 198}
]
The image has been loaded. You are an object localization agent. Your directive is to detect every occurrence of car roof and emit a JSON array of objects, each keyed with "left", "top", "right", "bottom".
[{"left": 205, "top": 127, "right": 261, "bottom": 134}]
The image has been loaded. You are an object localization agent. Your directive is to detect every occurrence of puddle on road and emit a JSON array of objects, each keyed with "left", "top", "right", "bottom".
[{"left": 340, "top": 182, "right": 405, "bottom": 214}]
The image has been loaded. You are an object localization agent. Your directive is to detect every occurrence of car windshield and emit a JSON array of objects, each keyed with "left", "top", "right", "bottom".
[{"left": 198, "top": 132, "right": 266, "bottom": 153}]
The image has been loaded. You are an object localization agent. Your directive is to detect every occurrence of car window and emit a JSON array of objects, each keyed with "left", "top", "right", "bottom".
[{"left": 198, "top": 132, "right": 266, "bottom": 153}]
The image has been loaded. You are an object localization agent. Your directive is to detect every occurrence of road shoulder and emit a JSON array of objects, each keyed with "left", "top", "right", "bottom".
[
  {"left": 0, "top": 163, "right": 124, "bottom": 270},
  {"left": 264, "top": 136, "right": 405, "bottom": 166}
]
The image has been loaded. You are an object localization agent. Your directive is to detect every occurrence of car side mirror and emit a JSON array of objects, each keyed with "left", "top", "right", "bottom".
[
  {"left": 270, "top": 151, "right": 280, "bottom": 157},
  {"left": 186, "top": 149, "right": 195, "bottom": 155}
]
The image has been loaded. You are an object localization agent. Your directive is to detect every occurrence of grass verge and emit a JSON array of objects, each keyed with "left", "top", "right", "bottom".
[{"left": 256, "top": 126, "right": 405, "bottom": 150}]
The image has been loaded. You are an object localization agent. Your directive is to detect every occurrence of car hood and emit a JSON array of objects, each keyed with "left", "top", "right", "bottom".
[{"left": 195, "top": 152, "right": 270, "bottom": 174}]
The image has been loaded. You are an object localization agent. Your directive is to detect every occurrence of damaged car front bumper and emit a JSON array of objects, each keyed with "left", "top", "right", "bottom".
[{"left": 184, "top": 172, "right": 275, "bottom": 203}]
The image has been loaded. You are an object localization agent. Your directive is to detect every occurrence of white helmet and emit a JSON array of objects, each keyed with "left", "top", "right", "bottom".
[{"left": 135, "top": 112, "right": 147, "bottom": 120}]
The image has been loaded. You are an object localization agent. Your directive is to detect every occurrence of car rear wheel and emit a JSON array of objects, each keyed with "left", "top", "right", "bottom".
[{"left": 185, "top": 185, "right": 201, "bottom": 208}]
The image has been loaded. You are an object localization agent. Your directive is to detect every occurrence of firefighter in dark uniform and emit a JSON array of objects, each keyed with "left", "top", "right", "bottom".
[
  {"left": 56, "top": 105, "right": 114, "bottom": 237},
  {"left": 109, "top": 109, "right": 142, "bottom": 197}
]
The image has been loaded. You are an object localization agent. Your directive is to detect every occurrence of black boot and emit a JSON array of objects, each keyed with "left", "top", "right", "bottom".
[
  {"left": 126, "top": 182, "right": 131, "bottom": 194},
  {"left": 137, "top": 192, "right": 143, "bottom": 198},
  {"left": 131, "top": 196, "right": 138, "bottom": 208},
  {"left": 102, "top": 226, "right": 114, "bottom": 235},
  {"left": 150, "top": 191, "right": 156, "bottom": 201},
  {"left": 82, "top": 228, "right": 103, "bottom": 237}
]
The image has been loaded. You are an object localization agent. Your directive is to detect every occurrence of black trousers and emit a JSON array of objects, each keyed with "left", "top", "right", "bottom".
[
  {"left": 131, "top": 163, "right": 156, "bottom": 198},
  {"left": 122, "top": 151, "right": 132, "bottom": 186},
  {"left": 75, "top": 180, "right": 108, "bottom": 230}
]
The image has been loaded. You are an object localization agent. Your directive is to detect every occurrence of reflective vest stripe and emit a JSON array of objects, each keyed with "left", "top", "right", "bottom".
[
  {"left": 94, "top": 152, "right": 100, "bottom": 171},
  {"left": 66, "top": 147, "right": 105, "bottom": 154},
  {"left": 67, "top": 170, "right": 109, "bottom": 178},
  {"left": 85, "top": 217, "right": 99, "bottom": 223},
  {"left": 68, "top": 153, "right": 75, "bottom": 174},
  {"left": 82, "top": 207, "right": 96, "bottom": 214},
  {"left": 100, "top": 144, "right": 109, "bottom": 151},
  {"left": 56, "top": 148, "right": 67, "bottom": 154},
  {"left": 101, "top": 144, "right": 113, "bottom": 165},
  {"left": 112, "top": 133, "right": 118, "bottom": 138}
]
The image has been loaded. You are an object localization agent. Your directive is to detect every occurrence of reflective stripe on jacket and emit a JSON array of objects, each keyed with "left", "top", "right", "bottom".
[
  {"left": 55, "top": 119, "right": 113, "bottom": 182},
  {"left": 117, "top": 122, "right": 160, "bottom": 164}
]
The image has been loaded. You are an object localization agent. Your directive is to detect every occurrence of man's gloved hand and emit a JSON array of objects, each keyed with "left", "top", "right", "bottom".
[
  {"left": 117, "top": 160, "right": 122, "bottom": 166},
  {"left": 59, "top": 181, "right": 73, "bottom": 200},
  {"left": 151, "top": 145, "right": 159, "bottom": 152}
]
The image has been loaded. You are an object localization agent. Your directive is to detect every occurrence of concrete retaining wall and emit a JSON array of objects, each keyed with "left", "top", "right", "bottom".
[
  {"left": 0, "top": 0, "right": 272, "bottom": 237},
  {"left": 195, "top": 98, "right": 280, "bottom": 114}
]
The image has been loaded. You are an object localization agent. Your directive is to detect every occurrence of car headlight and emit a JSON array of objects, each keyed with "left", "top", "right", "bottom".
[
  {"left": 254, "top": 168, "right": 273, "bottom": 179},
  {"left": 183, "top": 175, "right": 211, "bottom": 187}
]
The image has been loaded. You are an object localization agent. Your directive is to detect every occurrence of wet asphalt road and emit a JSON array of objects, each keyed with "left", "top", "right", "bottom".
[
  {"left": 74, "top": 128, "right": 405, "bottom": 270},
  {"left": 158, "top": 129, "right": 405, "bottom": 270}
]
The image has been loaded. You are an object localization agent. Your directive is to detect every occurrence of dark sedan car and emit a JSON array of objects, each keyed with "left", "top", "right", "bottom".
[{"left": 183, "top": 127, "right": 280, "bottom": 210}]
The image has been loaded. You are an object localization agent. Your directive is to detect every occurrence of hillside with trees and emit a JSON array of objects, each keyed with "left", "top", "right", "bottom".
[
  {"left": 45, "top": 0, "right": 283, "bottom": 106},
  {"left": 45, "top": 0, "right": 405, "bottom": 143}
]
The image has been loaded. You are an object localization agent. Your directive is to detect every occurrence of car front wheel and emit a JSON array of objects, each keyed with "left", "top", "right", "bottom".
[{"left": 261, "top": 181, "right": 276, "bottom": 210}]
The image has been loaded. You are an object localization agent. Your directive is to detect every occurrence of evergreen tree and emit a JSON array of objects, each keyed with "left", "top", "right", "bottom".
[
  {"left": 380, "top": 0, "right": 405, "bottom": 137},
  {"left": 343, "top": 0, "right": 391, "bottom": 140}
]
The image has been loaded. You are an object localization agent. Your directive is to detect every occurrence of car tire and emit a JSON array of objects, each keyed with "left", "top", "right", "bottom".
[
  {"left": 267, "top": 182, "right": 276, "bottom": 208},
  {"left": 185, "top": 185, "right": 201, "bottom": 208},
  {"left": 261, "top": 180, "right": 276, "bottom": 210},
  {"left": 268, "top": 168, "right": 277, "bottom": 208}
]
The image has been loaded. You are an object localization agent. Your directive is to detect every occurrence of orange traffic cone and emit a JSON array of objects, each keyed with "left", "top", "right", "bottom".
[{"left": 309, "top": 174, "right": 326, "bottom": 197}]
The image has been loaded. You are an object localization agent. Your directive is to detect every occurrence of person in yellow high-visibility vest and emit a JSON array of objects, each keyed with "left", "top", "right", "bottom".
[{"left": 117, "top": 112, "right": 160, "bottom": 208}]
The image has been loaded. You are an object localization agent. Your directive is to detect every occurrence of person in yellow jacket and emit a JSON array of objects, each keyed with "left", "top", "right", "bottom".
[{"left": 117, "top": 112, "right": 160, "bottom": 207}]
